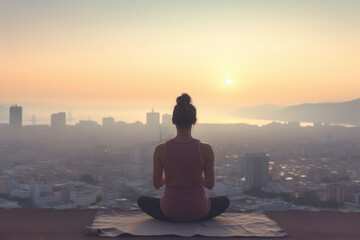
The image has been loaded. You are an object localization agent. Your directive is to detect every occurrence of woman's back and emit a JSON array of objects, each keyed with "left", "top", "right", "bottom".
[
  {"left": 163, "top": 138, "right": 203, "bottom": 187},
  {"left": 160, "top": 138, "right": 210, "bottom": 221},
  {"left": 137, "top": 93, "right": 228, "bottom": 222}
]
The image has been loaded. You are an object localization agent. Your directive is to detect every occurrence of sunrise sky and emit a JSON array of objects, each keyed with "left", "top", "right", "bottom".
[{"left": 1, "top": 0, "right": 359, "bottom": 123}]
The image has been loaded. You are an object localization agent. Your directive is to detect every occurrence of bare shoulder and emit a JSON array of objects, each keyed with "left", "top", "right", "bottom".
[
  {"left": 199, "top": 142, "right": 214, "bottom": 157},
  {"left": 155, "top": 143, "right": 166, "bottom": 151},
  {"left": 154, "top": 143, "right": 166, "bottom": 157}
]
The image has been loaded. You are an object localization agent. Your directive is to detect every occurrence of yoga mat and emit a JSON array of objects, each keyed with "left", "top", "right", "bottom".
[{"left": 86, "top": 208, "right": 286, "bottom": 237}]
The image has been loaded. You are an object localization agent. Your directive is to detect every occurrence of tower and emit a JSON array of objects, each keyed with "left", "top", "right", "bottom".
[
  {"left": 9, "top": 105, "right": 22, "bottom": 128},
  {"left": 31, "top": 115, "right": 36, "bottom": 125},
  {"left": 146, "top": 108, "right": 160, "bottom": 127},
  {"left": 146, "top": 108, "right": 160, "bottom": 142},
  {"left": 243, "top": 153, "right": 269, "bottom": 189}
]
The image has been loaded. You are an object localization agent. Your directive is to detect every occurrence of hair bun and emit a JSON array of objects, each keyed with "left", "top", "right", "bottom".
[{"left": 176, "top": 93, "right": 191, "bottom": 105}]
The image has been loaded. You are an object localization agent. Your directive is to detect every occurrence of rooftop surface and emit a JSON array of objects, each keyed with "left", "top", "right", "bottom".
[{"left": 0, "top": 209, "right": 359, "bottom": 240}]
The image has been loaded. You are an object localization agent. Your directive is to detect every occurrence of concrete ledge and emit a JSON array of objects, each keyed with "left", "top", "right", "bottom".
[{"left": 0, "top": 209, "right": 360, "bottom": 240}]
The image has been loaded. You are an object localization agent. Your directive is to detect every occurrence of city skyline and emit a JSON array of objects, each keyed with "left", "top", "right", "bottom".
[
  {"left": 2, "top": 104, "right": 281, "bottom": 127},
  {"left": 1, "top": 0, "right": 360, "bottom": 123},
  {"left": 3, "top": 96, "right": 360, "bottom": 126},
  {"left": 1, "top": 107, "right": 360, "bottom": 211},
  {"left": 2, "top": 105, "right": 175, "bottom": 126}
]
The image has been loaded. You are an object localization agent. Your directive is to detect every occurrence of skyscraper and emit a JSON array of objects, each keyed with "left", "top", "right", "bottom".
[
  {"left": 161, "top": 113, "right": 174, "bottom": 140},
  {"left": 243, "top": 153, "right": 269, "bottom": 189},
  {"left": 51, "top": 112, "right": 66, "bottom": 129},
  {"left": 9, "top": 105, "right": 22, "bottom": 128},
  {"left": 146, "top": 108, "right": 160, "bottom": 142},
  {"left": 146, "top": 108, "right": 160, "bottom": 127},
  {"left": 161, "top": 113, "right": 172, "bottom": 125}
]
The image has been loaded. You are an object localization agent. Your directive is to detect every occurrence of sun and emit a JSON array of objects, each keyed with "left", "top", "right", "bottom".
[{"left": 225, "top": 78, "right": 232, "bottom": 85}]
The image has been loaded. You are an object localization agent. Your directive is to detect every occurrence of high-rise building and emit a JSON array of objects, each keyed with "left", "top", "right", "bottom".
[
  {"left": 243, "top": 153, "right": 269, "bottom": 189},
  {"left": 146, "top": 109, "right": 160, "bottom": 142},
  {"left": 146, "top": 108, "right": 160, "bottom": 127},
  {"left": 162, "top": 113, "right": 172, "bottom": 125},
  {"left": 325, "top": 182, "right": 354, "bottom": 203},
  {"left": 9, "top": 105, "right": 22, "bottom": 128},
  {"left": 51, "top": 112, "right": 66, "bottom": 129},
  {"left": 161, "top": 113, "right": 174, "bottom": 140}
]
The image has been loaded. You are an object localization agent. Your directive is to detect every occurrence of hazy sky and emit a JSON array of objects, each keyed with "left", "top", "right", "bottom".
[{"left": 1, "top": 1, "right": 359, "bottom": 122}]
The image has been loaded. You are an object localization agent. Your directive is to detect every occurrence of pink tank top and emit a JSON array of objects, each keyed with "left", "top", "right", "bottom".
[{"left": 160, "top": 138, "right": 211, "bottom": 221}]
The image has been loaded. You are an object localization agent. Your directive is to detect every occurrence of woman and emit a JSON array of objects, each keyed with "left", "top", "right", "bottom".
[{"left": 138, "top": 93, "right": 230, "bottom": 221}]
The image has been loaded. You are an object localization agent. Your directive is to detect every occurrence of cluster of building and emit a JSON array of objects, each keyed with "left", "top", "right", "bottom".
[
  {"left": 0, "top": 180, "right": 103, "bottom": 209},
  {"left": 2, "top": 104, "right": 360, "bottom": 211},
  {"left": 8, "top": 105, "right": 174, "bottom": 141}
]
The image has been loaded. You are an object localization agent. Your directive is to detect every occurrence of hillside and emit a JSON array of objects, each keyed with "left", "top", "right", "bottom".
[{"left": 233, "top": 99, "right": 360, "bottom": 125}]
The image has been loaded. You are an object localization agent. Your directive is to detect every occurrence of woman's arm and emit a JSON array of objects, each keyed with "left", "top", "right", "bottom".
[
  {"left": 153, "top": 143, "right": 166, "bottom": 189},
  {"left": 201, "top": 143, "right": 215, "bottom": 190}
]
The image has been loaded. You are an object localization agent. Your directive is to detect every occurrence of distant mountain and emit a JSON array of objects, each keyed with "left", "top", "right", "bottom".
[
  {"left": 232, "top": 99, "right": 360, "bottom": 125},
  {"left": 276, "top": 99, "right": 360, "bottom": 125}
]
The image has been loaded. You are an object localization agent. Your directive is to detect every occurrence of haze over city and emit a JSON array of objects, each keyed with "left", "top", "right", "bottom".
[{"left": 2, "top": 3, "right": 360, "bottom": 240}]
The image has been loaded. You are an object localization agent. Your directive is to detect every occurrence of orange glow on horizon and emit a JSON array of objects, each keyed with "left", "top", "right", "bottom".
[{"left": 1, "top": 1, "right": 359, "bottom": 122}]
